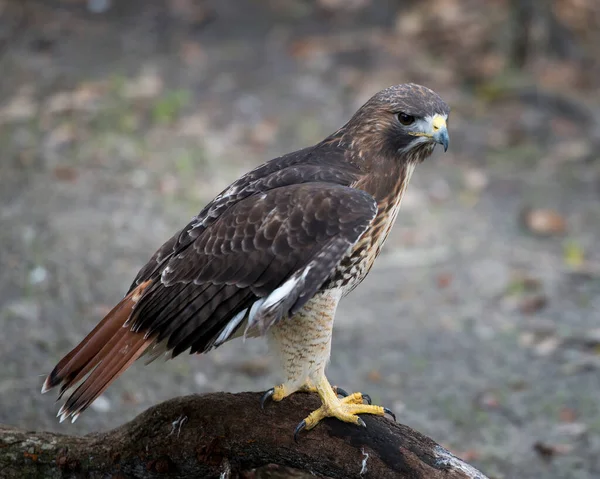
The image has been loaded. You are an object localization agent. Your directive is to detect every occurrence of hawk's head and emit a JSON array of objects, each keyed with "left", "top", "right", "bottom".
[{"left": 348, "top": 83, "right": 450, "bottom": 162}]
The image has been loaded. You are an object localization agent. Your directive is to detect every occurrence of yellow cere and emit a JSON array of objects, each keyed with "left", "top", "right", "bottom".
[{"left": 431, "top": 114, "right": 447, "bottom": 132}]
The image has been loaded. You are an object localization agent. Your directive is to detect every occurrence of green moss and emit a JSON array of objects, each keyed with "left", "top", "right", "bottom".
[{"left": 152, "top": 90, "right": 191, "bottom": 125}]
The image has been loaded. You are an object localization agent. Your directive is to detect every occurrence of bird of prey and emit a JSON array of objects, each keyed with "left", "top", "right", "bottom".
[{"left": 42, "top": 83, "right": 450, "bottom": 437}]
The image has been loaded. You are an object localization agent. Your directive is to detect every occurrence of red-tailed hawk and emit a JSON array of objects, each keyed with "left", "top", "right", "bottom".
[{"left": 42, "top": 83, "right": 450, "bottom": 438}]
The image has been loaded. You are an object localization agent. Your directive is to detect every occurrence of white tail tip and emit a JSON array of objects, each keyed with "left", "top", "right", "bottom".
[{"left": 41, "top": 378, "right": 52, "bottom": 394}]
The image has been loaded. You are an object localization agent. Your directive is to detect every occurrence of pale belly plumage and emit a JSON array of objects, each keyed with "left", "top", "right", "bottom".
[{"left": 267, "top": 288, "right": 342, "bottom": 394}]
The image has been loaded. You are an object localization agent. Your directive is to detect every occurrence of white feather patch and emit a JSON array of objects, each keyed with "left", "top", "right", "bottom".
[
  {"left": 262, "top": 266, "right": 311, "bottom": 310},
  {"left": 249, "top": 297, "right": 266, "bottom": 320},
  {"left": 262, "top": 279, "right": 297, "bottom": 310},
  {"left": 214, "top": 307, "right": 248, "bottom": 346}
]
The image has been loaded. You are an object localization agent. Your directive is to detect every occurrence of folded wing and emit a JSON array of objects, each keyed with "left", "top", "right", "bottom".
[{"left": 43, "top": 175, "right": 377, "bottom": 421}]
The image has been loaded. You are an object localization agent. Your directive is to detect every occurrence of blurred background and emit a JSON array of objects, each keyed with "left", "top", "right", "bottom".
[{"left": 1, "top": 0, "right": 599, "bottom": 477}]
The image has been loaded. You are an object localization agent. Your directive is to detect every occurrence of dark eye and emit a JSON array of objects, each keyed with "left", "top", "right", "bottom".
[{"left": 397, "top": 112, "right": 415, "bottom": 126}]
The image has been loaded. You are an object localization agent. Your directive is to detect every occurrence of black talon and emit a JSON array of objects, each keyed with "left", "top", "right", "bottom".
[
  {"left": 383, "top": 407, "right": 396, "bottom": 421},
  {"left": 362, "top": 394, "right": 372, "bottom": 405},
  {"left": 335, "top": 386, "right": 349, "bottom": 398},
  {"left": 357, "top": 417, "right": 367, "bottom": 428},
  {"left": 260, "top": 388, "right": 275, "bottom": 410},
  {"left": 294, "top": 420, "right": 306, "bottom": 442}
]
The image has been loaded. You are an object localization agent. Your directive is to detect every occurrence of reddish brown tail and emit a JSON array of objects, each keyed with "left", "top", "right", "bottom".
[{"left": 42, "top": 280, "right": 154, "bottom": 423}]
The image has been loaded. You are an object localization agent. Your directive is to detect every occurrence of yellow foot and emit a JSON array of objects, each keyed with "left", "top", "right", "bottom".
[
  {"left": 260, "top": 384, "right": 287, "bottom": 408},
  {"left": 294, "top": 379, "right": 396, "bottom": 441},
  {"left": 295, "top": 393, "right": 392, "bottom": 439},
  {"left": 260, "top": 377, "right": 395, "bottom": 441}
]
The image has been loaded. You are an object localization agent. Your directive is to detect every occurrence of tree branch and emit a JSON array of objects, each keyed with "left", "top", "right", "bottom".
[{"left": 0, "top": 392, "right": 489, "bottom": 478}]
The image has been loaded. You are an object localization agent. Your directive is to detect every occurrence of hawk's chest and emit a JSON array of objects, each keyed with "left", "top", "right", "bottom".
[{"left": 327, "top": 163, "right": 415, "bottom": 294}]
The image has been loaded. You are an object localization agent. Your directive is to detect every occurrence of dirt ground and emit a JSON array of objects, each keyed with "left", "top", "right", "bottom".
[{"left": 1, "top": 1, "right": 600, "bottom": 478}]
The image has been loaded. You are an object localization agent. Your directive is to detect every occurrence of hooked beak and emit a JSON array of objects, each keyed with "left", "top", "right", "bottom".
[
  {"left": 407, "top": 113, "right": 450, "bottom": 152},
  {"left": 431, "top": 114, "right": 449, "bottom": 152}
]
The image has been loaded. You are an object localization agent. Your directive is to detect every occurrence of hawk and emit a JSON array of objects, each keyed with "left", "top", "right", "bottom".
[{"left": 42, "top": 83, "right": 450, "bottom": 437}]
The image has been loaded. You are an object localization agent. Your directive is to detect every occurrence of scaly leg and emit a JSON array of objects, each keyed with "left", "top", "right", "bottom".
[{"left": 298, "top": 380, "right": 363, "bottom": 401}]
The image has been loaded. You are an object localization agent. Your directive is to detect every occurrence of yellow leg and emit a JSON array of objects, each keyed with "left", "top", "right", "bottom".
[
  {"left": 297, "top": 380, "right": 356, "bottom": 400},
  {"left": 261, "top": 380, "right": 357, "bottom": 406}
]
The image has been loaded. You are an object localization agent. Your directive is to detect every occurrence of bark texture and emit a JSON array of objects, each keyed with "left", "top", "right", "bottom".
[{"left": 0, "top": 392, "right": 489, "bottom": 479}]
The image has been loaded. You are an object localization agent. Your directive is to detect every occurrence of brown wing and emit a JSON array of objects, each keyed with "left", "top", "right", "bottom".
[
  {"left": 128, "top": 140, "right": 360, "bottom": 291},
  {"left": 45, "top": 184, "right": 375, "bottom": 421},
  {"left": 130, "top": 182, "right": 377, "bottom": 357}
]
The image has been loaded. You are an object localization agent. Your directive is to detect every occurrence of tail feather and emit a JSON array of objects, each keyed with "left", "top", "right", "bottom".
[
  {"left": 42, "top": 281, "right": 153, "bottom": 422},
  {"left": 56, "top": 321, "right": 131, "bottom": 400},
  {"left": 58, "top": 334, "right": 152, "bottom": 422},
  {"left": 42, "top": 301, "right": 127, "bottom": 394}
]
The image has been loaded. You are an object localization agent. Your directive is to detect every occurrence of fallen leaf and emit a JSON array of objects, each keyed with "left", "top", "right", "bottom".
[
  {"left": 52, "top": 166, "right": 78, "bottom": 182},
  {"left": 533, "top": 441, "right": 573, "bottom": 460},
  {"left": 367, "top": 370, "right": 382, "bottom": 383},
  {"left": 23, "top": 451, "right": 39, "bottom": 462},
  {"left": 563, "top": 240, "right": 584, "bottom": 269},
  {"left": 289, "top": 39, "right": 327, "bottom": 59},
  {"left": 436, "top": 272, "right": 453, "bottom": 289},
  {"left": 0, "top": 86, "right": 37, "bottom": 122},
  {"left": 44, "top": 83, "right": 104, "bottom": 115},
  {"left": 521, "top": 208, "right": 566, "bottom": 236},
  {"left": 395, "top": 8, "right": 424, "bottom": 36},
  {"left": 509, "top": 380, "right": 528, "bottom": 391},
  {"left": 559, "top": 407, "right": 577, "bottom": 423},
  {"left": 533, "top": 337, "right": 561, "bottom": 356},
  {"left": 505, "top": 275, "right": 542, "bottom": 295},
  {"left": 519, "top": 295, "right": 548, "bottom": 314},
  {"left": 521, "top": 276, "right": 542, "bottom": 290},
  {"left": 122, "top": 66, "right": 163, "bottom": 99}
]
